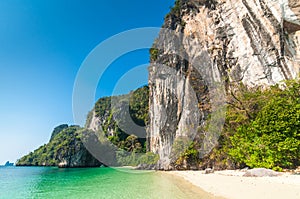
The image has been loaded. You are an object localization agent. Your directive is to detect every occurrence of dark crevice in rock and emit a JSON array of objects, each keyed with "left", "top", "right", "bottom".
[
  {"left": 242, "top": 0, "right": 292, "bottom": 80},
  {"left": 284, "top": 20, "right": 300, "bottom": 34},
  {"left": 148, "top": 0, "right": 299, "bottom": 170},
  {"left": 258, "top": 0, "right": 281, "bottom": 34}
]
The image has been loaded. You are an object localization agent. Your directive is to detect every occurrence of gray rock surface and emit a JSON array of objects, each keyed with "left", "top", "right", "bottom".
[
  {"left": 148, "top": 0, "right": 300, "bottom": 170},
  {"left": 243, "top": 168, "right": 280, "bottom": 177},
  {"left": 205, "top": 168, "right": 215, "bottom": 174}
]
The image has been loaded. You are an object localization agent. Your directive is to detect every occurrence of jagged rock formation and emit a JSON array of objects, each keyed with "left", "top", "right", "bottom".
[
  {"left": 16, "top": 125, "right": 102, "bottom": 168},
  {"left": 284, "top": 0, "right": 300, "bottom": 33},
  {"left": 16, "top": 0, "right": 300, "bottom": 170},
  {"left": 4, "top": 161, "right": 14, "bottom": 166},
  {"left": 17, "top": 87, "right": 150, "bottom": 168},
  {"left": 49, "top": 124, "right": 69, "bottom": 141},
  {"left": 86, "top": 86, "right": 149, "bottom": 143},
  {"left": 85, "top": 86, "right": 151, "bottom": 166},
  {"left": 148, "top": 0, "right": 300, "bottom": 170}
]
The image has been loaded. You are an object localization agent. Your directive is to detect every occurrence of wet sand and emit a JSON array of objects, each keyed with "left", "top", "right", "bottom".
[
  {"left": 158, "top": 171, "right": 224, "bottom": 199},
  {"left": 167, "top": 170, "right": 300, "bottom": 199}
]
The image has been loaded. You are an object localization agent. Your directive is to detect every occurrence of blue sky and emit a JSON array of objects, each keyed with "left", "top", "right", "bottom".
[{"left": 0, "top": 0, "right": 174, "bottom": 164}]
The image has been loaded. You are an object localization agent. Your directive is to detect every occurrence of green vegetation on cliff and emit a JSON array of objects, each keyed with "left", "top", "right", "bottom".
[
  {"left": 93, "top": 86, "right": 149, "bottom": 154},
  {"left": 16, "top": 125, "right": 102, "bottom": 167},
  {"left": 92, "top": 86, "right": 158, "bottom": 166},
  {"left": 129, "top": 86, "right": 149, "bottom": 126},
  {"left": 17, "top": 86, "right": 155, "bottom": 168},
  {"left": 173, "top": 79, "right": 300, "bottom": 170},
  {"left": 228, "top": 80, "right": 300, "bottom": 170},
  {"left": 17, "top": 77, "right": 300, "bottom": 170}
]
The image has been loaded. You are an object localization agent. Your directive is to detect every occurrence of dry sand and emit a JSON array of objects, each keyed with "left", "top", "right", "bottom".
[{"left": 168, "top": 170, "right": 300, "bottom": 199}]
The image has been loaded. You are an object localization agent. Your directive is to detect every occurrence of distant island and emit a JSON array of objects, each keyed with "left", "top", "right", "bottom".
[{"left": 4, "top": 161, "right": 14, "bottom": 166}]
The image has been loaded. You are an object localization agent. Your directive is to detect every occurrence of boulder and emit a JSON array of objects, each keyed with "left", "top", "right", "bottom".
[
  {"left": 205, "top": 168, "right": 214, "bottom": 174},
  {"left": 243, "top": 168, "right": 280, "bottom": 177}
]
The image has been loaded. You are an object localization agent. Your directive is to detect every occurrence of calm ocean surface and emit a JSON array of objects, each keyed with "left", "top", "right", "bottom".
[{"left": 0, "top": 166, "right": 214, "bottom": 199}]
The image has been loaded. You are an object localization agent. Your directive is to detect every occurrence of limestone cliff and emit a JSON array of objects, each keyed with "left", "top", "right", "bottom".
[
  {"left": 86, "top": 86, "right": 149, "bottom": 142},
  {"left": 85, "top": 86, "right": 150, "bottom": 166},
  {"left": 16, "top": 125, "right": 102, "bottom": 168},
  {"left": 148, "top": 0, "right": 300, "bottom": 170}
]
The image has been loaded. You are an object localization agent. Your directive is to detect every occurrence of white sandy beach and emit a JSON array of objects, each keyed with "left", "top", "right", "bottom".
[{"left": 169, "top": 170, "right": 300, "bottom": 199}]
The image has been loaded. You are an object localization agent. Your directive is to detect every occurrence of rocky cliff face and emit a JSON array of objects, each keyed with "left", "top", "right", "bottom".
[
  {"left": 16, "top": 126, "right": 102, "bottom": 168},
  {"left": 148, "top": 0, "right": 300, "bottom": 170},
  {"left": 86, "top": 87, "right": 149, "bottom": 141},
  {"left": 85, "top": 87, "right": 150, "bottom": 166}
]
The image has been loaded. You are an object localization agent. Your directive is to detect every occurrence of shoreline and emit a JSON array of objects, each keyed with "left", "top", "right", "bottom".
[
  {"left": 157, "top": 170, "right": 225, "bottom": 199},
  {"left": 166, "top": 170, "right": 300, "bottom": 199}
]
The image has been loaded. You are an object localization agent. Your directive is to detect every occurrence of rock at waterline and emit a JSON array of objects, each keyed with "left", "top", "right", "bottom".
[{"left": 4, "top": 161, "right": 14, "bottom": 166}]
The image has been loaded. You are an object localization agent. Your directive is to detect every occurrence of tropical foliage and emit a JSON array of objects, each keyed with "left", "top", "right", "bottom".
[
  {"left": 17, "top": 78, "right": 300, "bottom": 170},
  {"left": 16, "top": 126, "right": 101, "bottom": 166},
  {"left": 171, "top": 79, "right": 300, "bottom": 170},
  {"left": 93, "top": 86, "right": 149, "bottom": 154},
  {"left": 228, "top": 80, "right": 300, "bottom": 170}
]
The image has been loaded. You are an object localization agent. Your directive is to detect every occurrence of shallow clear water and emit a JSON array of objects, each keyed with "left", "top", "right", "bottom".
[{"left": 0, "top": 166, "right": 214, "bottom": 199}]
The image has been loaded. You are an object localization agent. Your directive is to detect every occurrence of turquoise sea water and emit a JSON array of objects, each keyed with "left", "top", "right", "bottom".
[{"left": 0, "top": 166, "right": 215, "bottom": 199}]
